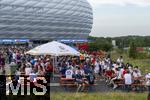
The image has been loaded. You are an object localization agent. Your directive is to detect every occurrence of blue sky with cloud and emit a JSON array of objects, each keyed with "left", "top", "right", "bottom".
[{"left": 87, "top": 0, "right": 150, "bottom": 37}]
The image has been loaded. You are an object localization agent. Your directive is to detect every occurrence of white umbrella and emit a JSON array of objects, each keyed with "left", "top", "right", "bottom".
[
  {"left": 26, "top": 41, "right": 80, "bottom": 56},
  {"left": 26, "top": 41, "right": 80, "bottom": 80}
]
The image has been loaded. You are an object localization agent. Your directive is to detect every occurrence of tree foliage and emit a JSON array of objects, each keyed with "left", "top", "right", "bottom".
[
  {"left": 88, "top": 38, "right": 113, "bottom": 52},
  {"left": 114, "top": 36, "right": 150, "bottom": 48},
  {"left": 89, "top": 35, "right": 150, "bottom": 48},
  {"left": 129, "top": 41, "right": 137, "bottom": 58}
]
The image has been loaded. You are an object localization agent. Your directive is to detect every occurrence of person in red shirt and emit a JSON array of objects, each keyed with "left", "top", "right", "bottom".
[
  {"left": 105, "top": 68, "right": 114, "bottom": 84},
  {"left": 92, "top": 57, "right": 96, "bottom": 64},
  {"left": 123, "top": 67, "right": 127, "bottom": 76},
  {"left": 45, "top": 62, "right": 53, "bottom": 78}
]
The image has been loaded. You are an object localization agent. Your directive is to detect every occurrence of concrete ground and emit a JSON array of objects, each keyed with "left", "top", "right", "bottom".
[
  {"left": 50, "top": 75, "right": 113, "bottom": 93},
  {"left": 2, "top": 65, "right": 113, "bottom": 93}
]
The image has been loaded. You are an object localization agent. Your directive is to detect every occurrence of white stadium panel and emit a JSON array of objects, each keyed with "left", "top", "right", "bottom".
[{"left": 0, "top": 0, "right": 93, "bottom": 40}]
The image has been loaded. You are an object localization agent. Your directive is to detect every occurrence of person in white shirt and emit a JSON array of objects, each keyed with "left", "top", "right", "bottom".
[
  {"left": 118, "top": 68, "right": 123, "bottom": 79},
  {"left": 29, "top": 70, "right": 37, "bottom": 83},
  {"left": 145, "top": 73, "right": 150, "bottom": 100},
  {"left": 133, "top": 70, "right": 141, "bottom": 78},
  {"left": 25, "top": 66, "right": 32, "bottom": 75},
  {"left": 146, "top": 73, "right": 150, "bottom": 86},
  {"left": 124, "top": 70, "right": 132, "bottom": 92},
  {"left": 80, "top": 69, "right": 85, "bottom": 76},
  {"left": 94, "top": 60, "right": 100, "bottom": 80},
  {"left": 25, "top": 63, "right": 32, "bottom": 75},
  {"left": 128, "top": 66, "right": 133, "bottom": 74},
  {"left": 94, "top": 60, "right": 100, "bottom": 74},
  {"left": 75, "top": 67, "right": 85, "bottom": 76},
  {"left": 67, "top": 63, "right": 74, "bottom": 69},
  {"left": 134, "top": 66, "right": 141, "bottom": 77},
  {"left": 65, "top": 67, "right": 73, "bottom": 78},
  {"left": 109, "top": 68, "right": 119, "bottom": 89},
  {"left": 100, "top": 60, "right": 105, "bottom": 72},
  {"left": 117, "top": 56, "right": 123, "bottom": 64},
  {"left": 132, "top": 67, "right": 142, "bottom": 85}
]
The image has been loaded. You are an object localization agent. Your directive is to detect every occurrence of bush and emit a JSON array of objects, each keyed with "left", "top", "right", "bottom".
[{"left": 129, "top": 41, "right": 137, "bottom": 58}]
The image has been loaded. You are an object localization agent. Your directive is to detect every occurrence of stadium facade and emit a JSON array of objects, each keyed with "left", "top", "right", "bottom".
[{"left": 0, "top": 0, "right": 93, "bottom": 43}]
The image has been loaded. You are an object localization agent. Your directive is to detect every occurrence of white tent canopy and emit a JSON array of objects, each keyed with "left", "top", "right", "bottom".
[{"left": 26, "top": 41, "right": 80, "bottom": 56}]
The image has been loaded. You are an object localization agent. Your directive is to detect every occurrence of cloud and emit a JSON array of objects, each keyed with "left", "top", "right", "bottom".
[{"left": 87, "top": 0, "right": 150, "bottom": 8}]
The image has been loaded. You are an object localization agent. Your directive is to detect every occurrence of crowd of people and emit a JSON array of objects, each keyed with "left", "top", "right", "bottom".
[
  {"left": 104, "top": 56, "right": 142, "bottom": 90},
  {"left": 0, "top": 45, "right": 150, "bottom": 94},
  {"left": 0, "top": 45, "right": 53, "bottom": 83},
  {"left": 58, "top": 51, "right": 150, "bottom": 93}
]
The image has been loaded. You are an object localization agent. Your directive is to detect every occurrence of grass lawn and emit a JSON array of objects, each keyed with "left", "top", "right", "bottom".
[{"left": 50, "top": 92, "right": 148, "bottom": 100}]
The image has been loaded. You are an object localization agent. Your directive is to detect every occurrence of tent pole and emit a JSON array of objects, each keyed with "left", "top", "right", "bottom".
[{"left": 53, "top": 56, "right": 55, "bottom": 80}]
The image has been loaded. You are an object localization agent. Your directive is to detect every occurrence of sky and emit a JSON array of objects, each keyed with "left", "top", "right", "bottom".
[{"left": 87, "top": 0, "right": 150, "bottom": 37}]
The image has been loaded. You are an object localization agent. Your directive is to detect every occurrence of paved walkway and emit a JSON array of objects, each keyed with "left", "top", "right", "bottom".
[
  {"left": 50, "top": 75, "right": 113, "bottom": 92},
  {"left": 2, "top": 66, "right": 113, "bottom": 93}
]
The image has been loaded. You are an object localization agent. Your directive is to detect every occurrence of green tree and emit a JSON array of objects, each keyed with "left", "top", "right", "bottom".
[
  {"left": 88, "top": 41, "right": 112, "bottom": 52},
  {"left": 88, "top": 42, "right": 99, "bottom": 51},
  {"left": 129, "top": 41, "right": 137, "bottom": 58}
]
